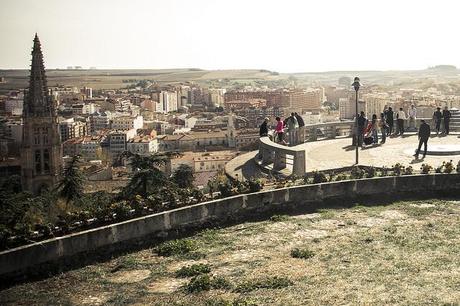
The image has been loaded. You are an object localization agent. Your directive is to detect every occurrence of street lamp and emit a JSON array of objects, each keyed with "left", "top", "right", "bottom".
[{"left": 352, "top": 76, "right": 361, "bottom": 165}]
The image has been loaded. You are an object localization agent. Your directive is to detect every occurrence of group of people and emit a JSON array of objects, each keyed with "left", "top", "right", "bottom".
[
  {"left": 354, "top": 105, "right": 454, "bottom": 159},
  {"left": 259, "top": 112, "right": 305, "bottom": 146}
]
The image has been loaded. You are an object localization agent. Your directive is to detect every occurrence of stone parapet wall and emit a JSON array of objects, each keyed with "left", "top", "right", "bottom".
[{"left": 1, "top": 173, "right": 460, "bottom": 277}]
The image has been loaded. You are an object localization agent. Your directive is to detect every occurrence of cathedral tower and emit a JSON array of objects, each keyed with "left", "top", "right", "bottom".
[{"left": 21, "top": 34, "right": 62, "bottom": 193}]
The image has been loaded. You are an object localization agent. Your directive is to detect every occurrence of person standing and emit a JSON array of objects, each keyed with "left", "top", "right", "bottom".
[
  {"left": 414, "top": 119, "right": 431, "bottom": 159},
  {"left": 379, "top": 112, "right": 388, "bottom": 144},
  {"left": 370, "top": 114, "right": 378, "bottom": 144},
  {"left": 396, "top": 107, "right": 406, "bottom": 135},
  {"left": 275, "top": 116, "right": 286, "bottom": 145},
  {"left": 294, "top": 112, "right": 305, "bottom": 144},
  {"left": 286, "top": 113, "right": 298, "bottom": 146},
  {"left": 386, "top": 107, "right": 394, "bottom": 135},
  {"left": 442, "top": 106, "right": 451, "bottom": 135},
  {"left": 357, "top": 111, "right": 368, "bottom": 147},
  {"left": 408, "top": 104, "right": 417, "bottom": 131},
  {"left": 259, "top": 117, "right": 269, "bottom": 137},
  {"left": 433, "top": 107, "right": 442, "bottom": 135}
]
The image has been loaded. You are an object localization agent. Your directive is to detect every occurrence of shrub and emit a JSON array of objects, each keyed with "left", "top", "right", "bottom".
[
  {"left": 186, "top": 274, "right": 232, "bottom": 293},
  {"left": 269, "top": 214, "right": 289, "bottom": 222},
  {"left": 186, "top": 274, "right": 212, "bottom": 292},
  {"left": 420, "top": 163, "right": 432, "bottom": 174},
  {"left": 365, "top": 167, "right": 376, "bottom": 178},
  {"left": 392, "top": 163, "right": 404, "bottom": 176},
  {"left": 444, "top": 160, "right": 455, "bottom": 174},
  {"left": 350, "top": 166, "right": 365, "bottom": 179},
  {"left": 110, "top": 201, "right": 132, "bottom": 221},
  {"left": 218, "top": 182, "right": 234, "bottom": 198},
  {"left": 312, "top": 171, "right": 327, "bottom": 184},
  {"left": 334, "top": 173, "right": 348, "bottom": 181},
  {"left": 176, "top": 264, "right": 211, "bottom": 277},
  {"left": 403, "top": 166, "right": 413, "bottom": 175},
  {"left": 154, "top": 239, "right": 197, "bottom": 257},
  {"left": 380, "top": 166, "right": 389, "bottom": 177},
  {"left": 234, "top": 276, "right": 293, "bottom": 293},
  {"left": 246, "top": 178, "right": 263, "bottom": 193},
  {"left": 291, "top": 247, "right": 315, "bottom": 259}
]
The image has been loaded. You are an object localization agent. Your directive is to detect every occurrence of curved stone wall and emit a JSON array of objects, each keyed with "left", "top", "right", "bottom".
[{"left": 1, "top": 173, "right": 460, "bottom": 277}]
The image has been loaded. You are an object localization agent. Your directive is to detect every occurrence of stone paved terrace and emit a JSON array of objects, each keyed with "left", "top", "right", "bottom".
[{"left": 226, "top": 134, "right": 460, "bottom": 179}]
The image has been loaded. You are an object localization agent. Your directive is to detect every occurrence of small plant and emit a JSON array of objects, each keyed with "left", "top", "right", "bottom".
[
  {"left": 270, "top": 214, "right": 289, "bottom": 222},
  {"left": 334, "top": 173, "right": 348, "bottom": 181},
  {"left": 392, "top": 163, "right": 404, "bottom": 176},
  {"left": 365, "top": 167, "right": 376, "bottom": 178},
  {"left": 302, "top": 175, "right": 311, "bottom": 185},
  {"left": 154, "top": 239, "right": 197, "bottom": 257},
  {"left": 291, "top": 247, "right": 315, "bottom": 259},
  {"left": 350, "top": 166, "right": 365, "bottom": 179},
  {"left": 444, "top": 160, "right": 455, "bottom": 174},
  {"left": 403, "top": 166, "right": 413, "bottom": 175},
  {"left": 435, "top": 163, "right": 444, "bottom": 173},
  {"left": 234, "top": 276, "right": 293, "bottom": 293},
  {"left": 457, "top": 160, "right": 460, "bottom": 173},
  {"left": 420, "top": 163, "right": 432, "bottom": 174},
  {"left": 328, "top": 171, "right": 335, "bottom": 182},
  {"left": 245, "top": 178, "right": 263, "bottom": 193},
  {"left": 176, "top": 264, "right": 211, "bottom": 277},
  {"left": 186, "top": 274, "right": 212, "bottom": 293},
  {"left": 312, "top": 171, "right": 327, "bottom": 184},
  {"left": 186, "top": 274, "right": 232, "bottom": 293},
  {"left": 380, "top": 166, "right": 389, "bottom": 177}
]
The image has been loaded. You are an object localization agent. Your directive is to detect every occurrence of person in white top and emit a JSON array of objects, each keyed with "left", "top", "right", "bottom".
[
  {"left": 396, "top": 107, "right": 406, "bottom": 135},
  {"left": 408, "top": 104, "right": 417, "bottom": 131}
]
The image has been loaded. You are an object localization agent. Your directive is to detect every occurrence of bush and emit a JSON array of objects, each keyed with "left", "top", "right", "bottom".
[
  {"left": 444, "top": 160, "right": 455, "bottom": 174},
  {"left": 218, "top": 182, "right": 234, "bottom": 198},
  {"left": 110, "top": 201, "right": 133, "bottom": 221},
  {"left": 379, "top": 166, "right": 389, "bottom": 177},
  {"left": 312, "top": 171, "right": 327, "bottom": 184},
  {"left": 365, "top": 167, "right": 376, "bottom": 178},
  {"left": 245, "top": 178, "right": 263, "bottom": 193},
  {"left": 350, "top": 166, "right": 365, "bottom": 179},
  {"left": 392, "top": 163, "right": 404, "bottom": 176},
  {"left": 186, "top": 274, "right": 232, "bottom": 293},
  {"left": 403, "top": 166, "right": 413, "bottom": 175},
  {"left": 334, "top": 174, "right": 348, "bottom": 181},
  {"left": 291, "top": 247, "right": 315, "bottom": 259},
  {"left": 420, "top": 163, "right": 432, "bottom": 174},
  {"left": 234, "top": 276, "right": 293, "bottom": 293},
  {"left": 154, "top": 239, "right": 197, "bottom": 257},
  {"left": 176, "top": 264, "right": 211, "bottom": 277},
  {"left": 269, "top": 215, "right": 289, "bottom": 222}
]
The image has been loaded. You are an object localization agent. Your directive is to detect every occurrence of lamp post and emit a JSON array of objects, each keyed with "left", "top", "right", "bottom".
[{"left": 352, "top": 77, "right": 361, "bottom": 165}]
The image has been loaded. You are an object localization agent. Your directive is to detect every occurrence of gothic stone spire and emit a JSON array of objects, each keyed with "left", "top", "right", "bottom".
[{"left": 24, "top": 33, "right": 53, "bottom": 117}]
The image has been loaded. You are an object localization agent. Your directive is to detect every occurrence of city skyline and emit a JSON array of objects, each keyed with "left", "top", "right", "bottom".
[{"left": 1, "top": 0, "right": 460, "bottom": 72}]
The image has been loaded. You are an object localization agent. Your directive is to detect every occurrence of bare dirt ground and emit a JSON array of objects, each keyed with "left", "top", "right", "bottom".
[{"left": 1, "top": 198, "right": 459, "bottom": 305}]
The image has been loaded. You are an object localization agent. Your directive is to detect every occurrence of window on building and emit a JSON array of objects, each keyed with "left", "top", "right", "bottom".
[
  {"left": 43, "top": 149, "right": 50, "bottom": 173},
  {"left": 34, "top": 136, "right": 40, "bottom": 145},
  {"left": 43, "top": 135, "right": 48, "bottom": 144},
  {"left": 35, "top": 150, "right": 41, "bottom": 173}
]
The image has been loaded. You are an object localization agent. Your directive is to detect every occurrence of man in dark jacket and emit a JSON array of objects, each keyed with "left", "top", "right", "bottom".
[
  {"left": 259, "top": 117, "right": 269, "bottom": 137},
  {"left": 433, "top": 107, "right": 442, "bottom": 135},
  {"left": 294, "top": 112, "right": 305, "bottom": 144},
  {"left": 414, "top": 119, "right": 431, "bottom": 159},
  {"left": 357, "top": 111, "right": 368, "bottom": 147},
  {"left": 442, "top": 106, "right": 451, "bottom": 135},
  {"left": 386, "top": 107, "right": 394, "bottom": 135}
]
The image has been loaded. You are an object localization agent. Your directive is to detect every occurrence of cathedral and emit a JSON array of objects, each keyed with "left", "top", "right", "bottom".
[{"left": 21, "top": 34, "right": 62, "bottom": 194}]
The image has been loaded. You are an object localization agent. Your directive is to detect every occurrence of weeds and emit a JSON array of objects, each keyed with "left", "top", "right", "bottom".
[
  {"left": 291, "top": 248, "right": 315, "bottom": 259},
  {"left": 154, "top": 239, "right": 197, "bottom": 256},
  {"left": 175, "top": 264, "right": 211, "bottom": 277}
]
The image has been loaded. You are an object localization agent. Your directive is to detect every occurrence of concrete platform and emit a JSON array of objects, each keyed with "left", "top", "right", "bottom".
[{"left": 226, "top": 134, "right": 460, "bottom": 179}]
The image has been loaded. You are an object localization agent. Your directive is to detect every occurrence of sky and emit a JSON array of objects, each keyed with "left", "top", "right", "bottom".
[{"left": 1, "top": 0, "right": 460, "bottom": 72}]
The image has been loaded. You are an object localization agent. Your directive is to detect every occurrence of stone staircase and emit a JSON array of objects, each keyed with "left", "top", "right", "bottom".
[{"left": 450, "top": 108, "right": 460, "bottom": 132}]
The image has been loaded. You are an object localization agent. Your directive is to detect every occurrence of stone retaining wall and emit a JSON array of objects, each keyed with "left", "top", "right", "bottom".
[{"left": 1, "top": 173, "right": 460, "bottom": 277}]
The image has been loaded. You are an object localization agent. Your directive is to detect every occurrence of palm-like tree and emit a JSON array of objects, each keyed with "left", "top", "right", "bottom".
[
  {"left": 122, "top": 151, "right": 181, "bottom": 198},
  {"left": 57, "top": 155, "right": 85, "bottom": 206}
]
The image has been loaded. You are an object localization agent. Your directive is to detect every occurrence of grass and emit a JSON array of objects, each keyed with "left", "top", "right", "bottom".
[
  {"left": 1, "top": 198, "right": 460, "bottom": 305},
  {"left": 175, "top": 264, "right": 211, "bottom": 277},
  {"left": 290, "top": 248, "right": 315, "bottom": 259}
]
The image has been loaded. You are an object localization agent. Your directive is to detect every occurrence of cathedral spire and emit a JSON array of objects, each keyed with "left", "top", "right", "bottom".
[{"left": 24, "top": 33, "right": 52, "bottom": 117}]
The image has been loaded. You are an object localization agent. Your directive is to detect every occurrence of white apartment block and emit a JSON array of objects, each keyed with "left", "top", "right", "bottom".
[
  {"left": 111, "top": 115, "right": 143, "bottom": 130},
  {"left": 127, "top": 137, "right": 158, "bottom": 155},
  {"left": 108, "top": 129, "right": 137, "bottom": 156}
]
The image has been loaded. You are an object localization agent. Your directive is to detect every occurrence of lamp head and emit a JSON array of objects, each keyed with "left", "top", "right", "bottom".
[{"left": 352, "top": 76, "right": 361, "bottom": 91}]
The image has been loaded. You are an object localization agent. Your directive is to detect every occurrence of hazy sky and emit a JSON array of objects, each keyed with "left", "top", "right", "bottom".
[{"left": 1, "top": 0, "right": 460, "bottom": 72}]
